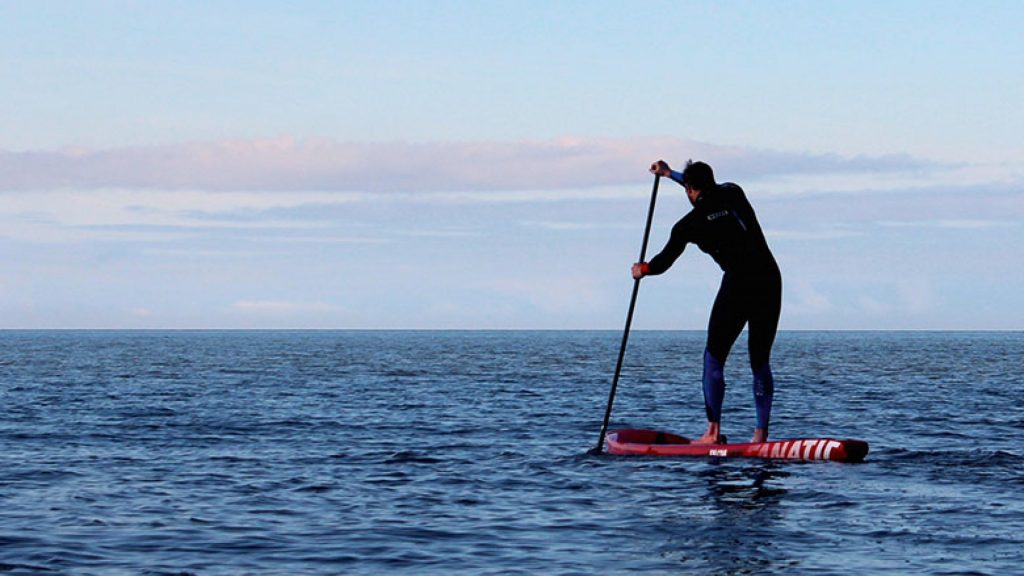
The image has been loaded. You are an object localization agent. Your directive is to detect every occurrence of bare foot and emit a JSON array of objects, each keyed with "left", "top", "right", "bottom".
[
  {"left": 692, "top": 433, "right": 726, "bottom": 445},
  {"left": 692, "top": 422, "right": 724, "bottom": 445},
  {"left": 750, "top": 428, "right": 768, "bottom": 443}
]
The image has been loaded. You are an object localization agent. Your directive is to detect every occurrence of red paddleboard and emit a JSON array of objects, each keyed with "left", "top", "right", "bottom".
[{"left": 606, "top": 429, "right": 869, "bottom": 463}]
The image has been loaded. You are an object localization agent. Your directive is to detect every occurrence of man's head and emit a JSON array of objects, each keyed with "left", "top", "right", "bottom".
[{"left": 681, "top": 160, "right": 715, "bottom": 205}]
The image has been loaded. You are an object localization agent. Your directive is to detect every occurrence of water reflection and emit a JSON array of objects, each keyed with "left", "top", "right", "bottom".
[
  {"left": 657, "top": 463, "right": 795, "bottom": 574},
  {"left": 701, "top": 464, "right": 790, "bottom": 505}
]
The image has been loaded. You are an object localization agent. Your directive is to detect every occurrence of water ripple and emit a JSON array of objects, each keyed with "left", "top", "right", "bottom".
[{"left": 1, "top": 330, "right": 1022, "bottom": 574}]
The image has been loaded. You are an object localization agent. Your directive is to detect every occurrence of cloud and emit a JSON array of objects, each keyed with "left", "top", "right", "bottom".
[
  {"left": 877, "top": 219, "right": 1019, "bottom": 230},
  {"left": 0, "top": 135, "right": 943, "bottom": 193},
  {"left": 519, "top": 219, "right": 634, "bottom": 231},
  {"left": 232, "top": 300, "right": 337, "bottom": 314},
  {"left": 0, "top": 188, "right": 341, "bottom": 243},
  {"left": 897, "top": 279, "right": 937, "bottom": 314},
  {"left": 766, "top": 225, "right": 861, "bottom": 241},
  {"left": 484, "top": 275, "right": 609, "bottom": 315},
  {"left": 786, "top": 281, "right": 834, "bottom": 316}
]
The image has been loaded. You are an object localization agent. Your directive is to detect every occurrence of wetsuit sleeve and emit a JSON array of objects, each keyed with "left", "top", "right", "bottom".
[
  {"left": 646, "top": 218, "right": 689, "bottom": 275},
  {"left": 669, "top": 170, "right": 685, "bottom": 185}
]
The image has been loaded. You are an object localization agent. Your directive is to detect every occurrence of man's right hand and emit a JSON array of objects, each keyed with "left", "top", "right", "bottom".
[
  {"left": 632, "top": 262, "right": 650, "bottom": 279},
  {"left": 649, "top": 160, "right": 671, "bottom": 177}
]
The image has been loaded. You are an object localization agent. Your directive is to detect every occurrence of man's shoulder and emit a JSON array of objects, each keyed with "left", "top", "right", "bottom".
[
  {"left": 718, "top": 182, "right": 751, "bottom": 206},
  {"left": 673, "top": 208, "right": 701, "bottom": 231}
]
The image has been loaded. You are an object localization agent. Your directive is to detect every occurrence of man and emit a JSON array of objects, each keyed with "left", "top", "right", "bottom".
[{"left": 632, "top": 160, "right": 782, "bottom": 444}]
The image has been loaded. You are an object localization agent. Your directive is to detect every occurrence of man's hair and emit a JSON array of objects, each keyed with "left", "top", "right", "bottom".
[{"left": 681, "top": 160, "right": 715, "bottom": 191}]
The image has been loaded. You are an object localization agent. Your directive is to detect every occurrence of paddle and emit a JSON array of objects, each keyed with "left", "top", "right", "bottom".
[{"left": 589, "top": 174, "right": 661, "bottom": 455}]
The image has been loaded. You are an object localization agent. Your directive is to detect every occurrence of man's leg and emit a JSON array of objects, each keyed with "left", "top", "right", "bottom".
[
  {"left": 695, "top": 275, "right": 747, "bottom": 444},
  {"left": 750, "top": 363, "right": 774, "bottom": 443},
  {"left": 748, "top": 271, "right": 782, "bottom": 443},
  {"left": 695, "top": 349, "right": 726, "bottom": 444}
]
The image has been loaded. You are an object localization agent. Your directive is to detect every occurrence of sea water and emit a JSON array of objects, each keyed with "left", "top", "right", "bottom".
[{"left": 1, "top": 330, "right": 1022, "bottom": 575}]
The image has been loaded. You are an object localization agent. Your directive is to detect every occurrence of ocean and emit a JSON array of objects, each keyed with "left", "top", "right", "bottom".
[{"left": 1, "top": 330, "right": 1022, "bottom": 575}]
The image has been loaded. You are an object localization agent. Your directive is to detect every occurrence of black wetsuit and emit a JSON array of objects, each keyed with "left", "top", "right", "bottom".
[{"left": 646, "top": 177, "right": 782, "bottom": 430}]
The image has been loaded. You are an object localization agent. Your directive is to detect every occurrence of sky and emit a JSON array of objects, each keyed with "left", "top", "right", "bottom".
[{"left": 1, "top": 1, "right": 1022, "bottom": 330}]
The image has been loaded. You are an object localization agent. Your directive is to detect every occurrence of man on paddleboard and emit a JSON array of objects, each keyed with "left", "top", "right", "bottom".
[{"left": 632, "top": 160, "right": 782, "bottom": 445}]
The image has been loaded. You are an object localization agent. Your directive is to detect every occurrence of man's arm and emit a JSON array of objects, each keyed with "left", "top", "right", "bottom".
[{"left": 633, "top": 219, "right": 689, "bottom": 278}]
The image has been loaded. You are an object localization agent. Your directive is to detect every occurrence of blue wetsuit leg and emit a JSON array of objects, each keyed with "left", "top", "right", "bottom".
[
  {"left": 752, "top": 363, "right": 774, "bottom": 430},
  {"left": 702, "top": 349, "right": 726, "bottom": 423}
]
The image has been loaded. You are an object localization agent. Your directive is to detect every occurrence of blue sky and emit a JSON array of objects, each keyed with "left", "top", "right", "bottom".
[{"left": 1, "top": 1, "right": 1022, "bottom": 329}]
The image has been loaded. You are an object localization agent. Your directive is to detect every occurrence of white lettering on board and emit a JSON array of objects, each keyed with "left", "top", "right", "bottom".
[
  {"left": 770, "top": 442, "right": 784, "bottom": 458},
  {"left": 802, "top": 440, "right": 820, "bottom": 459},
  {"left": 814, "top": 440, "right": 827, "bottom": 459},
  {"left": 822, "top": 440, "right": 841, "bottom": 460},
  {"left": 786, "top": 441, "right": 802, "bottom": 459}
]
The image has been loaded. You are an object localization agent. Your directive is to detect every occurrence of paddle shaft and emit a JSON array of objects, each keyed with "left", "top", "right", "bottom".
[{"left": 591, "top": 174, "right": 660, "bottom": 454}]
